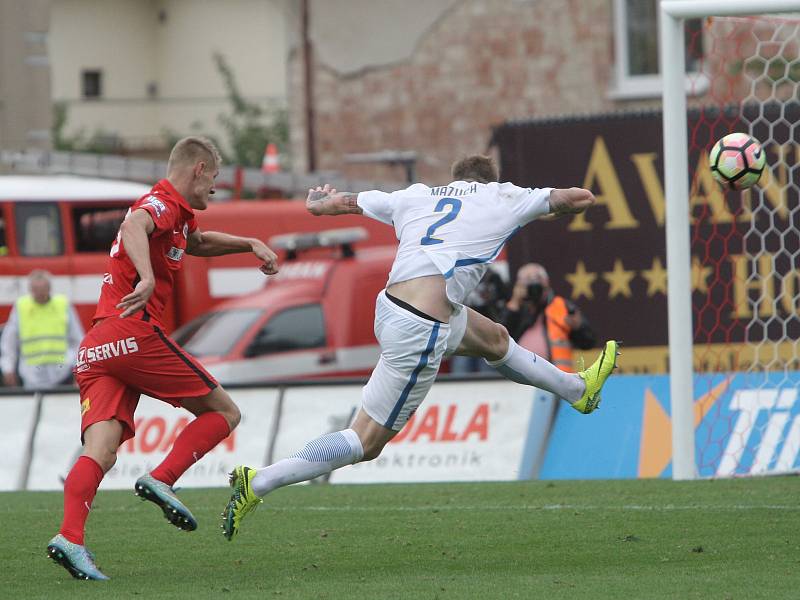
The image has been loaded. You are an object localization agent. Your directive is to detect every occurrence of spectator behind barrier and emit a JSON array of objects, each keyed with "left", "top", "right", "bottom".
[
  {"left": 499, "top": 263, "right": 596, "bottom": 373},
  {"left": 0, "top": 270, "right": 84, "bottom": 389}
]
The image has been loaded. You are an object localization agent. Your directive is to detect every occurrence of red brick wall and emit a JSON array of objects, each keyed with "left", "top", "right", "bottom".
[
  {"left": 290, "top": 0, "right": 624, "bottom": 183},
  {"left": 290, "top": 1, "right": 783, "bottom": 184}
]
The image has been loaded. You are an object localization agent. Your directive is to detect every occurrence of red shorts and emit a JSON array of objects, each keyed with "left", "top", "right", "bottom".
[{"left": 75, "top": 317, "right": 218, "bottom": 443}]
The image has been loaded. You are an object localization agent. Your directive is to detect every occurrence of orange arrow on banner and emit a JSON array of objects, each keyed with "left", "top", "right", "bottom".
[{"left": 637, "top": 377, "right": 732, "bottom": 478}]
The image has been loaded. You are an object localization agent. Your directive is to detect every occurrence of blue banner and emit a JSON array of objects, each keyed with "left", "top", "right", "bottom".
[{"left": 540, "top": 372, "right": 800, "bottom": 479}]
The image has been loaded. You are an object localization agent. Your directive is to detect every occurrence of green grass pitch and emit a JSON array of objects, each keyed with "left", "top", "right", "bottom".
[{"left": 1, "top": 478, "right": 798, "bottom": 599}]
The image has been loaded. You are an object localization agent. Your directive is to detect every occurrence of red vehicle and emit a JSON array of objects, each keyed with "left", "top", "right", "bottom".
[
  {"left": 172, "top": 229, "right": 394, "bottom": 383},
  {"left": 0, "top": 176, "right": 397, "bottom": 332}
]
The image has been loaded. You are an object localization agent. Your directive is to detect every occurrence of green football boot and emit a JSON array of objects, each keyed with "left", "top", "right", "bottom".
[
  {"left": 572, "top": 340, "right": 621, "bottom": 414},
  {"left": 222, "top": 465, "right": 262, "bottom": 541}
]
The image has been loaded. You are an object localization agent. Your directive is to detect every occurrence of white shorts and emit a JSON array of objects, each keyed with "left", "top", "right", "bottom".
[
  {"left": 445, "top": 302, "right": 468, "bottom": 356},
  {"left": 362, "top": 291, "right": 450, "bottom": 431}
]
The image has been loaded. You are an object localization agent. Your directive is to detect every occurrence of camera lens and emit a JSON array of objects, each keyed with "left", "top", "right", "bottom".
[{"left": 527, "top": 282, "right": 544, "bottom": 304}]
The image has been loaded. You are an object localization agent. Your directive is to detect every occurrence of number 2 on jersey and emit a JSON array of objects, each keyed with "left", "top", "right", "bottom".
[{"left": 420, "top": 198, "right": 462, "bottom": 245}]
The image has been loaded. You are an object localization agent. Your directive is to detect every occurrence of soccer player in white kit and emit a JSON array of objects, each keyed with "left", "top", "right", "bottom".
[{"left": 222, "top": 155, "right": 620, "bottom": 539}]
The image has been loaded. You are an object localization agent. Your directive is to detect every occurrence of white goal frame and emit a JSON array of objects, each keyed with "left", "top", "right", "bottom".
[{"left": 660, "top": 0, "right": 800, "bottom": 480}]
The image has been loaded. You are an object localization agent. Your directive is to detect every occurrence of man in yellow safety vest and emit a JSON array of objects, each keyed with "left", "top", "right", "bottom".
[{"left": 0, "top": 270, "right": 84, "bottom": 389}]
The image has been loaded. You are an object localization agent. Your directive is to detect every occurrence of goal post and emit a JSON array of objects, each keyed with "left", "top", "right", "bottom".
[{"left": 660, "top": 0, "right": 800, "bottom": 480}]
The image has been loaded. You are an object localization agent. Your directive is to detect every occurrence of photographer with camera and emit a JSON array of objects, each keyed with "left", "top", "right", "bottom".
[{"left": 500, "top": 263, "right": 596, "bottom": 373}]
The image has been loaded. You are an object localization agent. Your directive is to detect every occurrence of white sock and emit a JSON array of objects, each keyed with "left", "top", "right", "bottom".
[
  {"left": 251, "top": 428, "right": 364, "bottom": 497},
  {"left": 486, "top": 338, "right": 585, "bottom": 403}
]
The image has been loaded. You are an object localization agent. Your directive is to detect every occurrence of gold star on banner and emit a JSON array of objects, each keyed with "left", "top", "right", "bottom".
[
  {"left": 641, "top": 256, "right": 668, "bottom": 297},
  {"left": 691, "top": 257, "right": 714, "bottom": 293},
  {"left": 565, "top": 260, "right": 597, "bottom": 300},
  {"left": 603, "top": 259, "right": 635, "bottom": 299}
]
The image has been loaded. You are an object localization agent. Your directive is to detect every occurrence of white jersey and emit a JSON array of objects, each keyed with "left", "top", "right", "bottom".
[{"left": 357, "top": 181, "right": 552, "bottom": 305}]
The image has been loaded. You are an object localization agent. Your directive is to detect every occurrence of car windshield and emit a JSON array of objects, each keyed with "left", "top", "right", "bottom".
[{"left": 172, "top": 308, "right": 263, "bottom": 358}]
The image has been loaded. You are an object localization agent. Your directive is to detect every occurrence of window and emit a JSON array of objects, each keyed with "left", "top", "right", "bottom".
[
  {"left": 244, "top": 305, "right": 326, "bottom": 358},
  {"left": 82, "top": 70, "right": 102, "bottom": 99},
  {"left": 72, "top": 206, "right": 128, "bottom": 252},
  {"left": 14, "top": 202, "right": 63, "bottom": 256},
  {"left": 612, "top": 0, "right": 705, "bottom": 99},
  {"left": 173, "top": 308, "right": 263, "bottom": 358}
]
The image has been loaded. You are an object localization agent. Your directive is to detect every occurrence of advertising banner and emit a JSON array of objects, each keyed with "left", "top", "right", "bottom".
[
  {"left": 27, "top": 389, "right": 279, "bottom": 490},
  {"left": 27, "top": 392, "right": 81, "bottom": 491},
  {"left": 0, "top": 394, "right": 38, "bottom": 491},
  {"left": 270, "top": 385, "right": 362, "bottom": 469},
  {"left": 540, "top": 372, "right": 800, "bottom": 479},
  {"left": 272, "top": 381, "right": 538, "bottom": 484},
  {"left": 493, "top": 107, "right": 800, "bottom": 373}
]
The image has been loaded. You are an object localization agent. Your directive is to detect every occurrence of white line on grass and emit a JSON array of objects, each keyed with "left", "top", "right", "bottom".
[
  {"left": 7, "top": 503, "right": 800, "bottom": 513},
  {"left": 268, "top": 503, "right": 800, "bottom": 512}
]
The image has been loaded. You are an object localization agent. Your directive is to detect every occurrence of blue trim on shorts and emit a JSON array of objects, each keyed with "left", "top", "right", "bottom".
[
  {"left": 444, "top": 227, "right": 520, "bottom": 279},
  {"left": 383, "top": 322, "right": 441, "bottom": 429}
]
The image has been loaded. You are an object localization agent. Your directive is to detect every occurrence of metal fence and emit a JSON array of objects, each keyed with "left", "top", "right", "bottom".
[{"left": 0, "top": 149, "right": 405, "bottom": 198}]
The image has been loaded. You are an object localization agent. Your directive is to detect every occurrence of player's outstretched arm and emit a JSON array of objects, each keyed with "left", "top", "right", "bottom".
[
  {"left": 549, "top": 187, "right": 595, "bottom": 216},
  {"left": 187, "top": 230, "right": 278, "bottom": 275},
  {"left": 306, "top": 184, "right": 363, "bottom": 216}
]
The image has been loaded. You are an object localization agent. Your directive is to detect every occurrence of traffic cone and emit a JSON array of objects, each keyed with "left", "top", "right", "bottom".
[{"left": 261, "top": 142, "right": 280, "bottom": 173}]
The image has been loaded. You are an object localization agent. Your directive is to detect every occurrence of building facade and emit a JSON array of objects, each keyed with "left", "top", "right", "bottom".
[
  {"left": 0, "top": 0, "right": 52, "bottom": 153},
  {"left": 48, "top": 0, "right": 289, "bottom": 155},
  {"left": 286, "top": 0, "right": 711, "bottom": 182},
  {"left": 6, "top": 1, "right": 783, "bottom": 178}
]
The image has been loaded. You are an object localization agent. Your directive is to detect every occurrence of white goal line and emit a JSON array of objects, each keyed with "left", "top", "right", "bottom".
[
  {"left": 6, "top": 503, "right": 799, "bottom": 514},
  {"left": 266, "top": 503, "right": 799, "bottom": 512}
]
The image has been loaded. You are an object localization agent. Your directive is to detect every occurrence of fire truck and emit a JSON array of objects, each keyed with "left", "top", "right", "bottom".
[
  {"left": 0, "top": 175, "right": 398, "bottom": 332},
  {"left": 172, "top": 228, "right": 394, "bottom": 383},
  {"left": 172, "top": 225, "right": 511, "bottom": 383}
]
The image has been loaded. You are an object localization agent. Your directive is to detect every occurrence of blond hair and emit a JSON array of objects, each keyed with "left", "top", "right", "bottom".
[{"left": 167, "top": 136, "right": 221, "bottom": 174}]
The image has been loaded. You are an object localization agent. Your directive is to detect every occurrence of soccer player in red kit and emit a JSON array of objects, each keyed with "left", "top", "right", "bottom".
[{"left": 47, "top": 137, "right": 279, "bottom": 581}]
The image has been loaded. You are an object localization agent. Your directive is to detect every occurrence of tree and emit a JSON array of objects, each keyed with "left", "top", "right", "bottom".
[{"left": 214, "top": 52, "right": 289, "bottom": 168}]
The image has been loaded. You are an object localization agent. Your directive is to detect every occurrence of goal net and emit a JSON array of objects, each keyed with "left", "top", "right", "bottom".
[{"left": 664, "top": 2, "right": 800, "bottom": 478}]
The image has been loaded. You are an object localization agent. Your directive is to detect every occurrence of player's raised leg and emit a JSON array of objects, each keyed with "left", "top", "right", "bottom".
[
  {"left": 222, "top": 409, "right": 397, "bottom": 540},
  {"left": 135, "top": 385, "right": 240, "bottom": 531},
  {"left": 223, "top": 412, "right": 380, "bottom": 540},
  {"left": 223, "top": 291, "right": 446, "bottom": 540},
  {"left": 48, "top": 419, "right": 121, "bottom": 581},
  {"left": 453, "top": 307, "right": 619, "bottom": 413}
]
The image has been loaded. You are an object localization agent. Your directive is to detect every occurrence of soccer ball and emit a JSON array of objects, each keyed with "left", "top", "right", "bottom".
[{"left": 709, "top": 132, "right": 766, "bottom": 190}]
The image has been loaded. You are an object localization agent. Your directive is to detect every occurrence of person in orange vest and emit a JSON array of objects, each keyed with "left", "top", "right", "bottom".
[{"left": 500, "top": 263, "right": 596, "bottom": 373}]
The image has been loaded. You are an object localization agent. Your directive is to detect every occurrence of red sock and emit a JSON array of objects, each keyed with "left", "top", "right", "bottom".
[
  {"left": 59, "top": 455, "right": 104, "bottom": 546},
  {"left": 150, "top": 412, "right": 230, "bottom": 487}
]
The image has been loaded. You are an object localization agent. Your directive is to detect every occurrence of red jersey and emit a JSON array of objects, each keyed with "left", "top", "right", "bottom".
[{"left": 94, "top": 179, "right": 197, "bottom": 327}]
